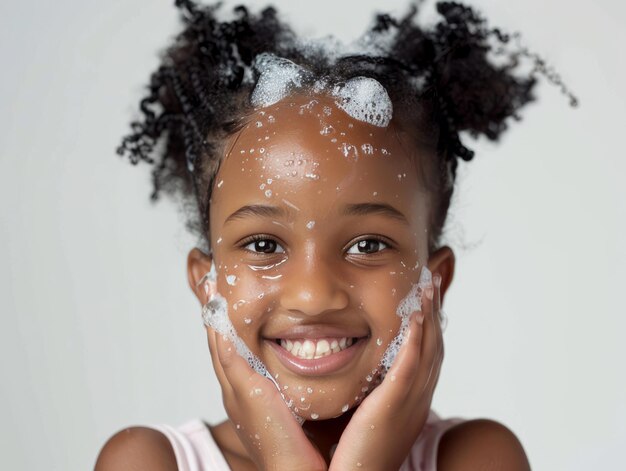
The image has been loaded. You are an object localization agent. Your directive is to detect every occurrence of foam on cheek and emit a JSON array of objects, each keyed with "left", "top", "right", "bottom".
[
  {"left": 200, "top": 265, "right": 305, "bottom": 425},
  {"left": 379, "top": 266, "right": 432, "bottom": 373}
]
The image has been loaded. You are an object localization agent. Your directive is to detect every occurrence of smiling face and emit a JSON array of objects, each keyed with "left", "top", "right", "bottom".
[{"left": 195, "top": 93, "right": 438, "bottom": 419}]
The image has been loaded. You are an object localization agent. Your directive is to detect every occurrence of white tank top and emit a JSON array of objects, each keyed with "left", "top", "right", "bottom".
[{"left": 147, "top": 409, "right": 464, "bottom": 471}]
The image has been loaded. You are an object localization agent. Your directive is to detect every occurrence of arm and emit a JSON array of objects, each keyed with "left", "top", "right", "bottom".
[
  {"left": 437, "top": 419, "right": 531, "bottom": 471},
  {"left": 94, "top": 427, "right": 178, "bottom": 471}
]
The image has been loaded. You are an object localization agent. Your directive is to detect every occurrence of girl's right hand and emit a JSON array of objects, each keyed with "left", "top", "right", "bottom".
[{"left": 207, "top": 328, "right": 328, "bottom": 471}]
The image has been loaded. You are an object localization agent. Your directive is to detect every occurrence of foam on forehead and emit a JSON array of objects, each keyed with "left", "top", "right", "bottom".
[
  {"left": 250, "top": 53, "right": 393, "bottom": 127},
  {"left": 250, "top": 53, "right": 312, "bottom": 108},
  {"left": 331, "top": 77, "right": 393, "bottom": 127}
]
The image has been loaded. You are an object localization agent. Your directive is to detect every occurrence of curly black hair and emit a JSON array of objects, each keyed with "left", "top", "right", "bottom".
[{"left": 117, "top": 0, "right": 577, "bottom": 252}]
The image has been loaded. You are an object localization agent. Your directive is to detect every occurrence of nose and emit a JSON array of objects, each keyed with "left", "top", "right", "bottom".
[{"left": 279, "top": 245, "right": 349, "bottom": 316}]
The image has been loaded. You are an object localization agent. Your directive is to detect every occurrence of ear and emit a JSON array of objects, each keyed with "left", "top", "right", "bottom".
[
  {"left": 187, "top": 248, "right": 213, "bottom": 305},
  {"left": 426, "top": 246, "right": 455, "bottom": 304}
]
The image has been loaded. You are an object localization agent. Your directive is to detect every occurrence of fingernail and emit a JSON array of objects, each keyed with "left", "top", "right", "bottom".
[
  {"left": 425, "top": 286, "right": 434, "bottom": 300},
  {"left": 434, "top": 274, "right": 442, "bottom": 288},
  {"left": 415, "top": 311, "right": 425, "bottom": 325}
]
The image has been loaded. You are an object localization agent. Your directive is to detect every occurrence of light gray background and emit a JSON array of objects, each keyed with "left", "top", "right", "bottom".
[{"left": 1, "top": 0, "right": 624, "bottom": 469}]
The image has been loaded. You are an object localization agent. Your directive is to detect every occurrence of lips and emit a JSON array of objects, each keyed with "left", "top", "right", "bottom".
[{"left": 265, "top": 325, "right": 368, "bottom": 376}]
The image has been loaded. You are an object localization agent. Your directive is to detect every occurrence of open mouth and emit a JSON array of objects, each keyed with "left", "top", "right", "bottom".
[
  {"left": 267, "top": 334, "right": 369, "bottom": 376},
  {"left": 275, "top": 337, "right": 361, "bottom": 360}
]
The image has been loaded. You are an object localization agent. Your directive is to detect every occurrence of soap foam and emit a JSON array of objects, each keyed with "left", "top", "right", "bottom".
[
  {"left": 200, "top": 265, "right": 305, "bottom": 425},
  {"left": 249, "top": 54, "right": 394, "bottom": 127},
  {"left": 379, "top": 266, "right": 432, "bottom": 372},
  {"left": 331, "top": 77, "right": 393, "bottom": 127},
  {"left": 250, "top": 53, "right": 312, "bottom": 108}
]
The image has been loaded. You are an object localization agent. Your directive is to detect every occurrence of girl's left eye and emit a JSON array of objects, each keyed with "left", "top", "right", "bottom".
[{"left": 346, "top": 239, "right": 389, "bottom": 255}]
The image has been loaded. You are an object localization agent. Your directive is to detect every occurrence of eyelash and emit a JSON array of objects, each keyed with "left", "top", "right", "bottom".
[{"left": 239, "top": 234, "right": 394, "bottom": 256}]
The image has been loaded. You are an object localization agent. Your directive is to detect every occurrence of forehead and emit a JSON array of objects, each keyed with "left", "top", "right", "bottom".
[{"left": 211, "top": 94, "right": 429, "bottom": 223}]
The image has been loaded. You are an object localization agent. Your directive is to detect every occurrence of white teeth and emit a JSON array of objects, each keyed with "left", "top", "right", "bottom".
[
  {"left": 302, "top": 340, "right": 315, "bottom": 359},
  {"left": 315, "top": 340, "right": 330, "bottom": 356},
  {"left": 279, "top": 337, "right": 355, "bottom": 359}
]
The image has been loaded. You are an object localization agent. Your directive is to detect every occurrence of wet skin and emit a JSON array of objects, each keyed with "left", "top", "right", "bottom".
[{"left": 187, "top": 93, "right": 454, "bottom": 465}]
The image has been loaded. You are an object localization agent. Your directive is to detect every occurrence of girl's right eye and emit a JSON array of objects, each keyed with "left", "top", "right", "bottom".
[{"left": 243, "top": 238, "right": 285, "bottom": 254}]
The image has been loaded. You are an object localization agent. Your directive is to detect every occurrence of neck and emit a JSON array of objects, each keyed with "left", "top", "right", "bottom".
[{"left": 302, "top": 410, "right": 356, "bottom": 464}]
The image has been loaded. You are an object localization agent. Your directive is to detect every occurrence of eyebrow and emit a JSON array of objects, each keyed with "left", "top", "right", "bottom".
[
  {"left": 342, "top": 202, "right": 409, "bottom": 225},
  {"left": 225, "top": 204, "right": 292, "bottom": 224},
  {"left": 224, "top": 202, "right": 409, "bottom": 225}
]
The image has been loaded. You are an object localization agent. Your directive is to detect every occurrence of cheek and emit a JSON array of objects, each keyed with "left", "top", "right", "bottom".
[
  {"left": 358, "top": 266, "right": 419, "bottom": 334},
  {"left": 217, "top": 262, "right": 282, "bottom": 331}
]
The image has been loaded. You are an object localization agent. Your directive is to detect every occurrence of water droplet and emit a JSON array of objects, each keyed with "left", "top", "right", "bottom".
[
  {"left": 255, "top": 121, "right": 263, "bottom": 128},
  {"left": 320, "top": 124, "right": 335, "bottom": 136},
  {"left": 341, "top": 404, "right": 349, "bottom": 412},
  {"left": 376, "top": 338, "right": 382, "bottom": 346},
  {"left": 341, "top": 143, "right": 358, "bottom": 161},
  {"left": 306, "top": 221, "right": 315, "bottom": 230},
  {"left": 311, "top": 413, "right": 319, "bottom": 420},
  {"left": 244, "top": 318, "right": 252, "bottom": 325},
  {"left": 226, "top": 275, "right": 238, "bottom": 286},
  {"left": 265, "top": 189, "right": 273, "bottom": 198}
]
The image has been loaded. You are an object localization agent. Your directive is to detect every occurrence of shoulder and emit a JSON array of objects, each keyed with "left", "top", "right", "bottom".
[
  {"left": 94, "top": 426, "right": 178, "bottom": 471},
  {"left": 437, "top": 418, "right": 530, "bottom": 471}
]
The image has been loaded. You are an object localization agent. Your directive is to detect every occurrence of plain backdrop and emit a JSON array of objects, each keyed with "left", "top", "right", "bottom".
[{"left": 1, "top": 0, "right": 624, "bottom": 469}]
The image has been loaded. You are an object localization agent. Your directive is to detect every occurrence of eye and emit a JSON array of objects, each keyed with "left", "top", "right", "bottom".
[
  {"left": 243, "top": 237, "right": 285, "bottom": 254},
  {"left": 346, "top": 238, "right": 389, "bottom": 255}
]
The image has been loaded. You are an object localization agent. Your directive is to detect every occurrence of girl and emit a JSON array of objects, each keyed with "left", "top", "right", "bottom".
[{"left": 96, "top": 1, "right": 576, "bottom": 469}]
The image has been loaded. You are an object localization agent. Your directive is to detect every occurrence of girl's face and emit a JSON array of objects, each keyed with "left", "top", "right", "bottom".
[{"left": 198, "top": 94, "right": 438, "bottom": 419}]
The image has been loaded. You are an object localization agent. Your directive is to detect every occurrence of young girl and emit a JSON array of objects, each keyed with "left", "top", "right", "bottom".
[{"left": 96, "top": 1, "right": 576, "bottom": 469}]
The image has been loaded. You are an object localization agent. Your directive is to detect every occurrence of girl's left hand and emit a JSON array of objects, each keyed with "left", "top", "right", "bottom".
[{"left": 329, "top": 274, "right": 444, "bottom": 471}]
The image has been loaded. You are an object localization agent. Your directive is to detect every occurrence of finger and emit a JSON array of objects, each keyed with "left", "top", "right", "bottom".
[
  {"left": 385, "top": 309, "right": 425, "bottom": 387},
  {"left": 206, "top": 327, "right": 235, "bottom": 397},
  {"left": 211, "top": 334, "right": 326, "bottom": 470},
  {"left": 414, "top": 275, "right": 444, "bottom": 396}
]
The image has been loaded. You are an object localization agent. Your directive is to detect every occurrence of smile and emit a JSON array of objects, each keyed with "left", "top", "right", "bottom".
[
  {"left": 278, "top": 337, "right": 355, "bottom": 359},
  {"left": 267, "top": 335, "right": 368, "bottom": 376}
]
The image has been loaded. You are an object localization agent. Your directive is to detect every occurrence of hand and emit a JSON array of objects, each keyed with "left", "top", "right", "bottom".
[
  {"left": 207, "top": 328, "right": 328, "bottom": 471},
  {"left": 329, "top": 274, "right": 444, "bottom": 471}
]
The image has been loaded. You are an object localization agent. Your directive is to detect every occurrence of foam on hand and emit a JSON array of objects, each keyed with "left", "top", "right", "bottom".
[
  {"left": 379, "top": 266, "right": 433, "bottom": 372},
  {"left": 199, "top": 265, "right": 305, "bottom": 425}
]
